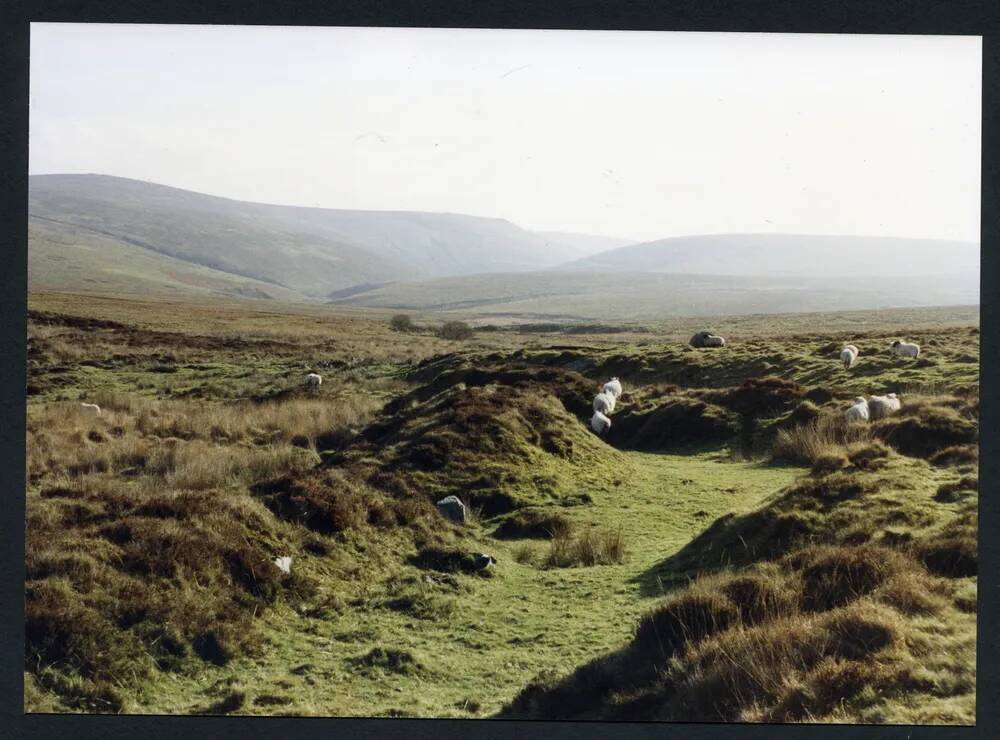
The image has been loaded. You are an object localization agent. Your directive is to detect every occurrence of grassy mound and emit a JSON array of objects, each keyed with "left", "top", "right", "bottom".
[
  {"left": 501, "top": 540, "right": 972, "bottom": 723},
  {"left": 613, "top": 393, "right": 740, "bottom": 451},
  {"left": 26, "top": 482, "right": 316, "bottom": 712},
  {"left": 640, "top": 453, "right": 974, "bottom": 590},
  {"left": 331, "top": 378, "right": 627, "bottom": 514},
  {"left": 492, "top": 508, "right": 573, "bottom": 540}
]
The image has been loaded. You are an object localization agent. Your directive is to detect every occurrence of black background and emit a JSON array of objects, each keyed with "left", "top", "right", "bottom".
[{"left": 1, "top": 2, "right": 997, "bottom": 738}]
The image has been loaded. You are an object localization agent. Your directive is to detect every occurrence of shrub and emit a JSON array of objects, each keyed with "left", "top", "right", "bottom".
[
  {"left": 390, "top": 314, "right": 414, "bottom": 332},
  {"left": 438, "top": 321, "right": 474, "bottom": 341}
]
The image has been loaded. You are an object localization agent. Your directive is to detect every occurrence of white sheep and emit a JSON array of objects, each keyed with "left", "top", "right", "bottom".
[
  {"left": 890, "top": 340, "right": 920, "bottom": 358},
  {"left": 844, "top": 396, "right": 870, "bottom": 422},
  {"left": 869, "top": 392, "right": 901, "bottom": 420},
  {"left": 80, "top": 402, "right": 101, "bottom": 415},
  {"left": 841, "top": 344, "right": 859, "bottom": 369},
  {"left": 590, "top": 410, "right": 612, "bottom": 435},
  {"left": 593, "top": 391, "right": 616, "bottom": 415},
  {"left": 304, "top": 372, "right": 323, "bottom": 388},
  {"left": 603, "top": 377, "right": 623, "bottom": 399},
  {"left": 703, "top": 335, "right": 726, "bottom": 348},
  {"left": 273, "top": 556, "right": 293, "bottom": 574}
]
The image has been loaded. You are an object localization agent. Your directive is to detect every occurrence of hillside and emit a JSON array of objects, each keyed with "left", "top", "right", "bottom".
[
  {"left": 28, "top": 175, "right": 593, "bottom": 297},
  {"left": 563, "top": 233, "right": 979, "bottom": 279},
  {"left": 328, "top": 270, "right": 980, "bottom": 320},
  {"left": 28, "top": 217, "right": 311, "bottom": 302},
  {"left": 534, "top": 230, "right": 635, "bottom": 256}
]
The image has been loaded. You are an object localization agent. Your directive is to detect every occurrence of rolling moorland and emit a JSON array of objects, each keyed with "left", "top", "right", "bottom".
[
  {"left": 25, "top": 291, "right": 978, "bottom": 722},
  {"left": 29, "top": 175, "right": 978, "bottom": 320}
]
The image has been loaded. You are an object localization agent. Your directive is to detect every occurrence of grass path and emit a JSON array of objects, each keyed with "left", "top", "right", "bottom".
[{"left": 132, "top": 450, "right": 804, "bottom": 717}]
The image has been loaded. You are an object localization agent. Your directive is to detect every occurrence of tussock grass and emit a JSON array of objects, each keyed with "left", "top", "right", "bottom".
[
  {"left": 545, "top": 527, "right": 627, "bottom": 568},
  {"left": 773, "top": 415, "right": 873, "bottom": 466},
  {"left": 26, "top": 293, "right": 978, "bottom": 720},
  {"left": 503, "top": 539, "right": 972, "bottom": 722}
]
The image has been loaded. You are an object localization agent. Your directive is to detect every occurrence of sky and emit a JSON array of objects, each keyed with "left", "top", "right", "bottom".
[{"left": 30, "top": 24, "right": 981, "bottom": 243}]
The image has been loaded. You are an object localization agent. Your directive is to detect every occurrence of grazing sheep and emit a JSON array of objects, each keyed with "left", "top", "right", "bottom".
[
  {"left": 869, "top": 392, "right": 902, "bottom": 420},
  {"left": 690, "top": 331, "right": 726, "bottom": 348},
  {"left": 844, "top": 396, "right": 870, "bottom": 422},
  {"left": 473, "top": 553, "right": 498, "bottom": 571},
  {"left": 603, "top": 377, "right": 623, "bottom": 399},
  {"left": 591, "top": 410, "right": 612, "bottom": 435},
  {"left": 890, "top": 340, "right": 920, "bottom": 358},
  {"left": 305, "top": 372, "right": 323, "bottom": 388},
  {"left": 841, "top": 344, "right": 859, "bottom": 369},
  {"left": 593, "top": 391, "right": 616, "bottom": 415},
  {"left": 80, "top": 403, "right": 101, "bottom": 415},
  {"left": 273, "top": 556, "right": 293, "bottom": 574}
]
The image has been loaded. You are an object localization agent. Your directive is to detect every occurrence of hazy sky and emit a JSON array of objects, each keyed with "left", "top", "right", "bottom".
[{"left": 30, "top": 24, "right": 981, "bottom": 243}]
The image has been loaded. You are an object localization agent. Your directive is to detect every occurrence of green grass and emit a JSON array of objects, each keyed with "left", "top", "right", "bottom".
[{"left": 24, "top": 291, "right": 979, "bottom": 721}]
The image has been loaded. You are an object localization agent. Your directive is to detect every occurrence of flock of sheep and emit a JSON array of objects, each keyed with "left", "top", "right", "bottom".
[
  {"left": 74, "top": 335, "right": 922, "bottom": 442},
  {"left": 583, "top": 336, "right": 922, "bottom": 437},
  {"left": 590, "top": 377, "right": 622, "bottom": 435}
]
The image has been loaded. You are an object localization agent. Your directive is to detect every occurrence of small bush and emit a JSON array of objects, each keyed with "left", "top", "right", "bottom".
[
  {"left": 390, "top": 314, "right": 414, "bottom": 332},
  {"left": 438, "top": 321, "right": 474, "bottom": 340}
]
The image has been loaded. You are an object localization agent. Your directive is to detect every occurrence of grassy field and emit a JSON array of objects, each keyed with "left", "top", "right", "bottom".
[{"left": 24, "top": 291, "right": 979, "bottom": 722}]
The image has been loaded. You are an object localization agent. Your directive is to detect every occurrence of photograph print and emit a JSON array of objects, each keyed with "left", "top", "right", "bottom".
[{"left": 25, "top": 24, "right": 980, "bottom": 723}]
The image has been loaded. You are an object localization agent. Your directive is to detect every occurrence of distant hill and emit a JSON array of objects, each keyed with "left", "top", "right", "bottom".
[
  {"left": 28, "top": 174, "right": 602, "bottom": 297},
  {"left": 534, "top": 230, "right": 635, "bottom": 257},
  {"left": 28, "top": 175, "right": 979, "bottom": 317},
  {"left": 28, "top": 215, "right": 313, "bottom": 301},
  {"left": 329, "top": 270, "right": 980, "bottom": 321},
  {"left": 562, "top": 233, "right": 979, "bottom": 278}
]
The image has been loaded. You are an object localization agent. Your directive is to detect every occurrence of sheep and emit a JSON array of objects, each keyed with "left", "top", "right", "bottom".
[
  {"left": 591, "top": 410, "right": 612, "bottom": 435},
  {"left": 603, "top": 377, "right": 623, "bottom": 399},
  {"left": 890, "top": 340, "right": 920, "bottom": 358},
  {"left": 869, "top": 392, "right": 901, "bottom": 420},
  {"left": 844, "top": 396, "right": 870, "bottom": 422},
  {"left": 690, "top": 331, "right": 726, "bottom": 348},
  {"left": 593, "top": 391, "right": 616, "bottom": 415},
  {"left": 273, "top": 556, "right": 293, "bottom": 574},
  {"left": 841, "top": 344, "right": 859, "bottom": 369},
  {"left": 304, "top": 372, "right": 323, "bottom": 388},
  {"left": 80, "top": 402, "right": 101, "bottom": 415}
]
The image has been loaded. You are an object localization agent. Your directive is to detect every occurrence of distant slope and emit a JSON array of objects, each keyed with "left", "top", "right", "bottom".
[
  {"left": 28, "top": 217, "right": 309, "bottom": 302},
  {"left": 29, "top": 175, "right": 417, "bottom": 296},
  {"left": 29, "top": 175, "right": 601, "bottom": 296},
  {"left": 534, "top": 230, "right": 635, "bottom": 257},
  {"left": 329, "top": 270, "right": 980, "bottom": 321},
  {"left": 563, "top": 234, "right": 979, "bottom": 278}
]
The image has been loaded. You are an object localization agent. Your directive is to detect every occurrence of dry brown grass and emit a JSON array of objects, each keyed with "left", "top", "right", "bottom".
[
  {"left": 773, "top": 414, "right": 873, "bottom": 466},
  {"left": 545, "top": 526, "right": 627, "bottom": 568},
  {"left": 503, "top": 540, "right": 973, "bottom": 723}
]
